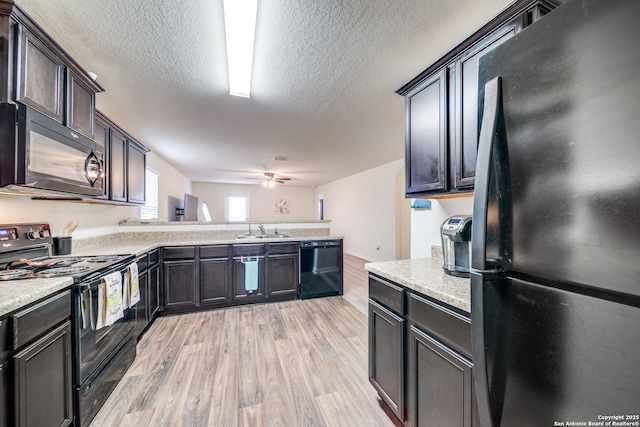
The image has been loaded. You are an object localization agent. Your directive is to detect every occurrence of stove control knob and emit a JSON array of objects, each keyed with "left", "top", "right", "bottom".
[
  {"left": 38, "top": 230, "right": 46, "bottom": 238},
  {"left": 27, "top": 230, "right": 39, "bottom": 240}
]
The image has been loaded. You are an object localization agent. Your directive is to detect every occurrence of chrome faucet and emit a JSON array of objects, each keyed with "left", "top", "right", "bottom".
[{"left": 258, "top": 224, "right": 266, "bottom": 235}]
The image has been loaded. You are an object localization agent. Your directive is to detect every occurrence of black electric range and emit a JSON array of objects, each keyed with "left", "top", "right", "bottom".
[
  {"left": 0, "top": 222, "right": 138, "bottom": 427},
  {"left": 0, "top": 223, "right": 134, "bottom": 282}
]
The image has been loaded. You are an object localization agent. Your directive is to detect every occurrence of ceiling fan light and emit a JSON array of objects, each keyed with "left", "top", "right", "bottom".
[
  {"left": 268, "top": 181, "right": 275, "bottom": 188},
  {"left": 223, "top": 0, "right": 258, "bottom": 98}
]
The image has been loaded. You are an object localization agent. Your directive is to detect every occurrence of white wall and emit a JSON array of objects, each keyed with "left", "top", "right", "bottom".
[
  {"left": 316, "top": 159, "right": 406, "bottom": 262},
  {"left": 191, "top": 183, "right": 316, "bottom": 222},
  {"left": 410, "top": 196, "right": 474, "bottom": 259},
  {"left": 0, "top": 152, "right": 190, "bottom": 237},
  {"left": 147, "top": 152, "right": 193, "bottom": 221}
]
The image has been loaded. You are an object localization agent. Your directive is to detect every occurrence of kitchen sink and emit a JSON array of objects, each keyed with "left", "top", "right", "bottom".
[{"left": 236, "top": 234, "right": 290, "bottom": 239}]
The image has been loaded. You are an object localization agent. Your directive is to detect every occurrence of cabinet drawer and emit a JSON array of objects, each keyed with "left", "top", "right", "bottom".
[
  {"left": 148, "top": 249, "right": 160, "bottom": 266},
  {"left": 369, "top": 275, "right": 405, "bottom": 315},
  {"left": 269, "top": 242, "right": 298, "bottom": 255},
  {"left": 408, "top": 292, "right": 471, "bottom": 358},
  {"left": 232, "top": 244, "right": 266, "bottom": 257},
  {"left": 163, "top": 246, "right": 196, "bottom": 260},
  {"left": 200, "top": 245, "right": 229, "bottom": 259},
  {"left": 11, "top": 290, "right": 71, "bottom": 350}
]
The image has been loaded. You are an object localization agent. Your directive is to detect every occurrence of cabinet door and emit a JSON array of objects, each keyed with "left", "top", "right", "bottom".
[
  {"left": 200, "top": 258, "right": 231, "bottom": 306},
  {"left": 267, "top": 253, "right": 298, "bottom": 298},
  {"left": 368, "top": 300, "right": 405, "bottom": 422},
  {"left": 66, "top": 70, "right": 95, "bottom": 139},
  {"left": 135, "top": 271, "right": 148, "bottom": 338},
  {"left": 127, "top": 141, "right": 146, "bottom": 204},
  {"left": 232, "top": 257, "right": 265, "bottom": 302},
  {"left": 407, "top": 325, "right": 474, "bottom": 427},
  {"left": 0, "top": 362, "right": 7, "bottom": 427},
  {"left": 14, "top": 321, "right": 73, "bottom": 427},
  {"left": 405, "top": 68, "right": 448, "bottom": 194},
  {"left": 163, "top": 260, "right": 197, "bottom": 309},
  {"left": 454, "top": 24, "right": 517, "bottom": 189},
  {"left": 15, "top": 25, "right": 64, "bottom": 122},
  {"left": 148, "top": 265, "right": 160, "bottom": 320},
  {"left": 109, "top": 129, "right": 127, "bottom": 202}
]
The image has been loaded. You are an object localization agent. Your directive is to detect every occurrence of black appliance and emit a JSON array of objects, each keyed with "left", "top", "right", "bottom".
[
  {"left": 472, "top": 1, "right": 640, "bottom": 426},
  {"left": 299, "top": 240, "right": 343, "bottom": 299},
  {"left": 0, "top": 223, "right": 136, "bottom": 427},
  {"left": 0, "top": 103, "right": 105, "bottom": 197},
  {"left": 440, "top": 215, "right": 472, "bottom": 277}
]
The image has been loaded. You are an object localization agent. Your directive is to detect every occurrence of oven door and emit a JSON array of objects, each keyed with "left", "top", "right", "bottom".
[
  {"left": 3, "top": 103, "right": 105, "bottom": 196},
  {"left": 74, "top": 274, "right": 136, "bottom": 385}
]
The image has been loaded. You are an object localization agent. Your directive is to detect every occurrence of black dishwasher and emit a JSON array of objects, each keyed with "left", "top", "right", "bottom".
[{"left": 299, "top": 240, "right": 343, "bottom": 299}]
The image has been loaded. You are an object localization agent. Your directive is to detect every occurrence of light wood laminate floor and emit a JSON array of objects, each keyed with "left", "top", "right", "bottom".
[{"left": 90, "top": 297, "right": 399, "bottom": 427}]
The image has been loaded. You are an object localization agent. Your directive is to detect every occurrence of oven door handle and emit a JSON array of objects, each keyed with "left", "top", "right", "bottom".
[{"left": 77, "top": 274, "right": 112, "bottom": 292}]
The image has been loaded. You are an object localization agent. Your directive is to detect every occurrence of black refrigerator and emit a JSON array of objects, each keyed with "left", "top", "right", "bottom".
[{"left": 471, "top": 0, "right": 640, "bottom": 426}]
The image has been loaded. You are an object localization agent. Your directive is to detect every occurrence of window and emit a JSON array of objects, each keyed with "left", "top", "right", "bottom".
[
  {"left": 225, "top": 194, "right": 249, "bottom": 221},
  {"left": 141, "top": 169, "right": 159, "bottom": 219}
]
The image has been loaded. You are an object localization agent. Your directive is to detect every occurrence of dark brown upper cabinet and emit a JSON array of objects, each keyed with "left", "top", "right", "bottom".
[
  {"left": 109, "top": 127, "right": 128, "bottom": 203},
  {"left": 97, "top": 110, "right": 149, "bottom": 205},
  {"left": 398, "top": 0, "right": 560, "bottom": 198},
  {"left": 405, "top": 69, "right": 448, "bottom": 194},
  {"left": 127, "top": 140, "right": 147, "bottom": 205},
  {"left": 66, "top": 69, "right": 96, "bottom": 138},
  {"left": 14, "top": 24, "right": 64, "bottom": 123},
  {"left": 1, "top": 2, "right": 104, "bottom": 139}
]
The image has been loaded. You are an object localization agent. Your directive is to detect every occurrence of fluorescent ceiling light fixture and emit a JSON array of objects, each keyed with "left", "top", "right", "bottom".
[{"left": 223, "top": 0, "right": 258, "bottom": 98}]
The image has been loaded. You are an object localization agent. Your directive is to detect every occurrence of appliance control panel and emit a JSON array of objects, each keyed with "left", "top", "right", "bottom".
[
  {"left": 0, "top": 227, "right": 18, "bottom": 241},
  {"left": 0, "top": 223, "right": 52, "bottom": 250},
  {"left": 441, "top": 215, "right": 472, "bottom": 237}
]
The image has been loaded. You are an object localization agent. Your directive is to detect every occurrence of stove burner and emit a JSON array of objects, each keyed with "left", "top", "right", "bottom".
[
  {"left": 86, "top": 255, "right": 122, "bottom": 263},
  {"left": 35, "top": 265, "right": 91, "bottom": 278},
  {"left": 0, "top": 269, "right": 32, "bottom": 280},
  {"left": 51, "top": 257, "right": 83, "bottom": 265}
]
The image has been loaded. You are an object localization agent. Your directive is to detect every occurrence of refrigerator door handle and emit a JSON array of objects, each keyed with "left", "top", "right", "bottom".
[
  {"left": 472, "top": 77, "right": 502, "bottom": 270},
  {"left": 471, "top": 271, "right": 495, "bottom": 427}
]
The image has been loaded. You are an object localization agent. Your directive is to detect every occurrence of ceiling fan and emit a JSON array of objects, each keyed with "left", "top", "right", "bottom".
[{"left": 259, "top": 172, "right": 291, "bottom": 187}]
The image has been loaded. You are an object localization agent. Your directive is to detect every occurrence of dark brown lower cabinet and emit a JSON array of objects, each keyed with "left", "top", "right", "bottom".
[
  {"left": 148, "top": 264, "right": 160, "bottom": 319},
  {"left": 368, "top": 300, "right": 404, "bottom": 422},
  {"left": 200, "top": 257, "right": 231, "bottom": 306},
  {"left": 135, "top": 268, "right": 148, "bottom": 337},
  {"left": 407, "top": 325, "right": 474, "bottom": 427},
  {"left": 232, "top": 257, "right": 266, "bottom": 303},
  {"left": 163, "top": 259, "right": 197, "bottom": 310},
  {"left": 14, "top": 321, "right": 73, "bottom": 427},
  {"left": 0, "top": 361, "right": 7, "bottom": 427},
  {"left": 267, "top": 253, "right": 298, "bottom": 299}
]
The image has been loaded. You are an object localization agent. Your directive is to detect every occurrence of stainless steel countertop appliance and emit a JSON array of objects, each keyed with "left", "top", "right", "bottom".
[
  {"left": 472, "top": 0, "right": 640, "bottom": 424},
  {"left": 0, "top": 223, "right": 136, "bottom": 427},
  {"left": 440, "top": 215, "right": 472, "bottom": 278}
]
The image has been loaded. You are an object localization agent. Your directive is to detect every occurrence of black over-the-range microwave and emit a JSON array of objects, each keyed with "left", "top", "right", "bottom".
[{"left": 0, "top": 103, "right": 105, "bottom": 197}]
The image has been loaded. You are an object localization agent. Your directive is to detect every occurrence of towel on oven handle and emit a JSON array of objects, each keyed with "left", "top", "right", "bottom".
[
  {"left": 97, "top": 271, "right": 124, "bottom": 329},
  {"left": 129, "top": 262, "right": 140, "bottom": 307}
]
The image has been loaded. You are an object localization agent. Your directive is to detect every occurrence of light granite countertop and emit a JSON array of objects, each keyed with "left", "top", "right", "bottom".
[
  {"left": 0, "top": 277, "right": 73, "bottom": 317},
  {"left": 1, "top": 235, "right": 343, "bottom": 317},
  {"left": 72, "top": 235, "right": 344, "bottom": 257},
  {"left": 365, "top": 258, "right": 470, "bottom": 313}
]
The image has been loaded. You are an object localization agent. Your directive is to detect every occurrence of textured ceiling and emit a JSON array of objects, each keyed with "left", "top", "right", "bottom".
[{"left": 16, "top": 0, "right": 511, "bottom": 186}]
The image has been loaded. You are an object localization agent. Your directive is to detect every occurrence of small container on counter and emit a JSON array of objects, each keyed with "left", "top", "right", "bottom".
[{"left": 53, "top": 236, "right": 72, "bottom": 255}]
